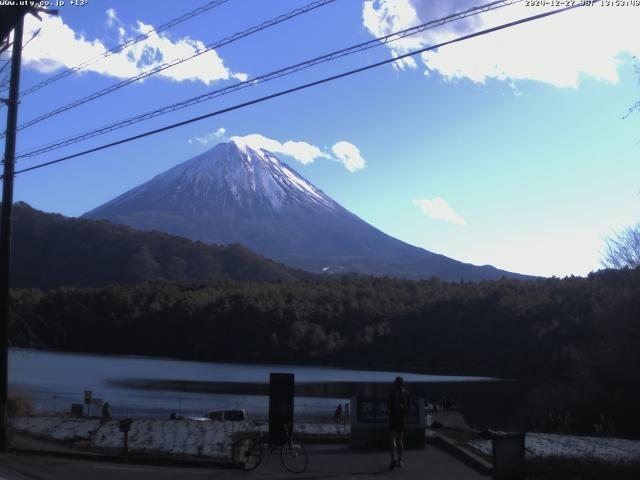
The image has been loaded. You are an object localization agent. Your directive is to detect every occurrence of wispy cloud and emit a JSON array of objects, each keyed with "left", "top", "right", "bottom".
[
  {"left": 391, "top": 50, "right": 418, "bottom": 71},
  {"left": 188, "top": 127, "right": 227, "bottom": 145},
  {"left": 229, "top": 134, "right": 365, "bottom": 172},
  {"left": 363, "top": 0, "right": 640, "bottom": 87},
  {"left": 105, "top": 8, "right": 121, "bottom": 28},
  {"left": 412, "top": 197, "right": 466, "bottom": 226},
  {"left": 22, "top": 10, "right": 246, "bottom": 85}
]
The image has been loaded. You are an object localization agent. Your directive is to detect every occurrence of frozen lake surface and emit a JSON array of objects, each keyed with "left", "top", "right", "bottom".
[{"left": 9, "top": 348, "right": 494, "bottom": 419}]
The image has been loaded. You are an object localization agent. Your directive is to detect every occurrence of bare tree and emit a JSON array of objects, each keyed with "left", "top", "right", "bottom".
[
  {"left": 623, "top": 63, "right": 640, "bottom": 119},
  {"left": 602, "top": 223, "right": 640, "bottom": 269}
]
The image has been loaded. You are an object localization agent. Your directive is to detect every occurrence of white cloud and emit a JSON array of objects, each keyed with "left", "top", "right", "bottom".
[
  {"left": 229, "top": 134, "right": 365, "bottom": 172},
  {"left": 105, "top": 8, "right": 121, "bottom": 28},
  {"left": 189, "top": 127, "right": 226, "bottom": 145},
  {"left": 231, "top": 134, "right": 331, "bottom": 165},
  {"left": 362, "top": 0, "right": 640, "bottom": 87},
  {"left": 363, "top": 0, "right": 423, "bottom": 51},
  {"left": 232, "top": 72, "right": 249, "bottom": 82},
  {"left": 391, "top": 49, "right": 418, "bottom": 71},
  {"left": 412, "top": 197, "right": 466, "bottom": 226},
  {"left": 332, "top": 141, "right": 366, "bottom": 172},
  {"left": 22, "top": 12, "right": 246, "bottom": 85}
]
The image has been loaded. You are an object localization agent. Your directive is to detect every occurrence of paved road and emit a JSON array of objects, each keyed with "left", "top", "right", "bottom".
[{"left": 0, "top": 444, "right": 487, "bottom": 480}]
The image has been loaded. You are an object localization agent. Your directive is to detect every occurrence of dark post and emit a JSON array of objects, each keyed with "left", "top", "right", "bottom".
[
  {"left": 268, "top": 373, "right": 294, "bottom": 445},
  {"left": 492, "top": 432, "right": 525, "bottom": 480},
  {"left": 0, "top": 12, "right": 25, "bottom": 454},
  {"left": 119, "top": 418, "right": 133, "bottom": 454},
  {"left": 84, "top": 390, "right": 92, "bottom": 417}
]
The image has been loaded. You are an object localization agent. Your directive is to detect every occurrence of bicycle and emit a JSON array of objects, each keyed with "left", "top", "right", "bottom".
[{"left": 232, "top": 421, "right": 308, "bottom": 473}]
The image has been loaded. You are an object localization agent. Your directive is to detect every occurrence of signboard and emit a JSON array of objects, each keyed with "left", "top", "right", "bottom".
[
  {"left": 355, "top": 397, "right": 421, "bottom": 424},
  {"left": 119, "top": 418, "right": 133, "bottom": 432},
  {"left": 269, "top": 373, "right": 294, "bottom": 445}
]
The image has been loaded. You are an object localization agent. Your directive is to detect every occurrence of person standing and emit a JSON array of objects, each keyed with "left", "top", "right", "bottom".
[
  {"left": 101, "top": 402, "right": 112, "bottom": 423},
  {"left": 334, "top": 403, "right": 343, "bottom": 421},
  {"left": 387, "top": 376, "right": 410, "bottom": 470}
]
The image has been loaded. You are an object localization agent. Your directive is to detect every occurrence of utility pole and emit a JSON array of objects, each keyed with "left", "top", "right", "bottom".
[{"left": 0, "top": 10, "right": 24, "bottom": 455}]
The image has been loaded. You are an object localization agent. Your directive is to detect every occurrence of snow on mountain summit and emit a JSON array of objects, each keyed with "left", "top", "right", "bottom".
[
  {"left": 88, "top": 141, "right": 336, "bottom": 215},
  {"left": 228, "top": 139, "right": 335, "bottom": 209}
]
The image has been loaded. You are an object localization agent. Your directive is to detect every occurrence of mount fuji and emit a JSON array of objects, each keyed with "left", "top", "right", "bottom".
[{"left": 83, "top": 141, "right": 528, "bottom": 281}]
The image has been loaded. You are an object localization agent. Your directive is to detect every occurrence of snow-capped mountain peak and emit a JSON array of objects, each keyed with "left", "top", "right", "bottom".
[{"left": 83, "top": 141, "right": 529, "bottom": 281}]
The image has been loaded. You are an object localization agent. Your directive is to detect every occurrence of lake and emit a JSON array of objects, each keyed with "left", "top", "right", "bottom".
[{"left": 9, "top": 348, "right": 499, "bottom": 420}]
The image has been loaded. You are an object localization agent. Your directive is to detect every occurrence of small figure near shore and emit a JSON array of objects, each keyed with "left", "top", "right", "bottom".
[
  {"left": 334, "top": 403, "right": 343, "bottom": 421},
  {"left": 170, "top": 411, "right": 177, "bottom": 420},
  {"left": 101, "top": 402, "right": 112, "bottom": 423},
  {"left": 387, "top": 376, "right": 410, "bottom": 470}
]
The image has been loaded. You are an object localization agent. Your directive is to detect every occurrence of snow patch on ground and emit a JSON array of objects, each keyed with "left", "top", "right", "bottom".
[
  {"left": 11, "top": 417, "right": 348, "bottom": 459},
  {"left": 468, "top": 433, "right": 640, "bottom": 463},
  {"left": 12, "top": 416, "right": 102, "bottom": 441}
]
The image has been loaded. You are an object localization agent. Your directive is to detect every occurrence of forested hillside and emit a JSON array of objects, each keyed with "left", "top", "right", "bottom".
[{"left": 9, "top": 202, "right": 305, "bottom": 288}]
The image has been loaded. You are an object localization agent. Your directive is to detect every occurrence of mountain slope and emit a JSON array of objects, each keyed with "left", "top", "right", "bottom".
[
  {"left": 84, "top": 141, "right": 531, "bottom": 281},
  {"left": 9, "top": 202, "right": 304, "bottom": 289}
]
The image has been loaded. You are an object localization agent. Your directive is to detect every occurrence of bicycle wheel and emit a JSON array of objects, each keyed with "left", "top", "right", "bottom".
[
  {"left": 233, "top": 437, "right": 264, "bottom": 471},
  {"left": 281, "top": 440, "right": 308, "bottom": 473}
]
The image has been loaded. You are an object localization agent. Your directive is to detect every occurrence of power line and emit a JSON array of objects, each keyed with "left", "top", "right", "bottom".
[
  {"left": 0, "top": 60, "right": 9, "bottom": 77},
  {"left": 0, "top": 28, "right": 39, "bottom": 88},
  {"left": 0, "top": 41, "right": 12, "bottom": 57},
  {"left": 0, "top": 0, "right": 232, "bottom": 98},
  {"left": 22, "top": 27, "right": 40, "bottom": 50},
  {"left": 0, "top": 68, "right": 8, "bottom": 89},
  {"left": 16, "top": 0, "right": 523, "bottom": 160},
  {"left": 1, "top": 0, "right": 337, "bottom": 138},
  {"left": 8, "top": 1, "right": 596, "bottom": 178}
]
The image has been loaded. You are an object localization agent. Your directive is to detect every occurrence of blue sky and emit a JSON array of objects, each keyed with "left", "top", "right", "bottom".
[{"left": 3, "top": 0, "right": 640, "bottom": 277}]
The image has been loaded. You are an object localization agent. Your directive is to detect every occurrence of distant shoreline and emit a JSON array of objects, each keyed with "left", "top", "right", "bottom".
[{"left": 9, "top": 347, "right": 501, "bottom": 379}]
